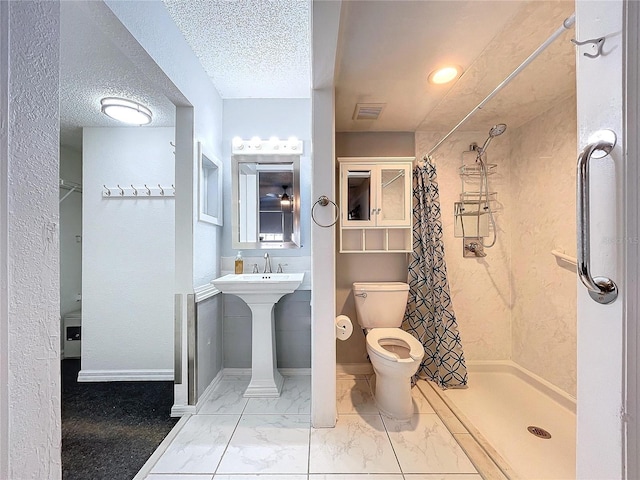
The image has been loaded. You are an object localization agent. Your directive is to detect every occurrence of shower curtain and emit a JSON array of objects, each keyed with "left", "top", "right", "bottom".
[{"left": 403, "top": 157, "right": 468, "bottom": 389}]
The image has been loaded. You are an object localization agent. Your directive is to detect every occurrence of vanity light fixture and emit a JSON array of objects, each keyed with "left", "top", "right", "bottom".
[
  {"left": 100, "top": 97, "right": 152, "bottom": 125},
  {"left": 231, "top": 137, "right": 304, "bottom": 155},
  {"left": 428, "top": 65, "right": 461, "bottom": 85}
]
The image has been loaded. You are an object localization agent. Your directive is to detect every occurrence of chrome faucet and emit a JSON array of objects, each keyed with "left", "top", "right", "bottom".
[{"left": 263, "top": 253, "right": 272, "bottom": 273}]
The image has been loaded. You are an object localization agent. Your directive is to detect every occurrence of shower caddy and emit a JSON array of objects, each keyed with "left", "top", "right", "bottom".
[{"left": 454, "top": 149, "right": 498, "bottom": 257}]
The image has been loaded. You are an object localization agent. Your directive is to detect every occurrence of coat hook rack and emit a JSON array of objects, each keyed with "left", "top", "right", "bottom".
[
  {"left": 571, "top": 36, "right": 605, "bottom": 58},
  {"left": 102, "top": 184, "right": 175, "bottom": 198}
]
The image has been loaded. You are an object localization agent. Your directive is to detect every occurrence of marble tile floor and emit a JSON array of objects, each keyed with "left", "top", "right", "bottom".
[{"left": 136, "top": 374, "right": 506, "bottom": 480}]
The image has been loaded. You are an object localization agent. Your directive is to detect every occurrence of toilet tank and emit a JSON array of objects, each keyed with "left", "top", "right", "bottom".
[{"left": 352, "top": 282, "right": 410, "bottom": 328}]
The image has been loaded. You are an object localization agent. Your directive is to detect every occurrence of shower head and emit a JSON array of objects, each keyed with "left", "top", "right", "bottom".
[
  {"left": 479, "top": 123, "right": 507, "bottom": 154},
  {"left": 489, "top": 123, "right": 507, "bottom": 137}
]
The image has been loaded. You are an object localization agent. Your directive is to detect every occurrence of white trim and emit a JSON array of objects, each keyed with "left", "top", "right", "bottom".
[
  {"left": 625, "top": 1, "right": 640, "bottom": 477},
  {"left": 170, "top": 404, "right": 196, "bottom": 417},
  {"left": 279, "top": 368, "right": 311, "bottom": 376},
  {"left": 77, "top": 369, "right": 173, "bottom": 382},
  {"left": 194, "top": 369, "right": 224, "bottom": 412},
  {"left": 222, "top": 367, "right": 252, "bottom": 377},
  {"left": 337, "top": 363, "right": 374, "bottom": 377},
  {"left": 466, "top": 360, "right": 576, "bottom": 413},
  {"left": 194, "top": 283, "right": 220, "bottom": 303},
  {"left": 132, "top": 414, "right": 192, "bottom": 480}
]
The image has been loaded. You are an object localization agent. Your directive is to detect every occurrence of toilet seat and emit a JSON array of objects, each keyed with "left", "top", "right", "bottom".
[{"left": 366, "top": 328, "right": 424, "bottom": 363}]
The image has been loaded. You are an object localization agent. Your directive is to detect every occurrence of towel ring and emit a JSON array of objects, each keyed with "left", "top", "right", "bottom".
[{"left": 312, "top": 195, "right": 340, "bottom": 228}]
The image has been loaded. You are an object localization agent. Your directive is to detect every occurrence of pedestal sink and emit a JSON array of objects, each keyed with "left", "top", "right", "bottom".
[{"left": 212, "top": 273, "right": 304, "bottom": 397}]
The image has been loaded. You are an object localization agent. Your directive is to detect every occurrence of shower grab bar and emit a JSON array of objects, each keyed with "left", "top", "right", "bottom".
[
  {"left": 576, "top": 129, "right": 618, "bottom": 304},
  {"left": 424, "top": 13, "right": 575, "bottom": 159}
]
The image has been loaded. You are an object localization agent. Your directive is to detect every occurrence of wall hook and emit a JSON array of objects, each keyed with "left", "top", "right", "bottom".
[
  {"left": 103, "top": 185, "right": 111, "bottom": 196},
  {"left": 117, "top": 184, "right": 124, "bottom": 196},
  {"left": 571, "top": 36, "right": 605, "bottom": 59},
  {"left": 131, "top": 184, "right": 138, "bottom": 196},
  {"left": 158, "top": 184, "right": 164, "bottom": 196},
  {"left": 144, "top": 184, "right": 151, "bottom": 196}
]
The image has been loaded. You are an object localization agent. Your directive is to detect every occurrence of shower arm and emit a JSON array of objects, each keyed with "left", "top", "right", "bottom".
[{"left": 424, "top": 13, "right": 576, "bottom": 160}]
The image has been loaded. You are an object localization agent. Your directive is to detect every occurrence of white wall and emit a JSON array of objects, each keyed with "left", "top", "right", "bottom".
[
  {"left": 1, "top": 1, "right": 61, "bottom": 478},
  {"left": 60, "top": 145, "right": 82, "bottom": 318},
  {"left": 81, "top": 127, "right": 175, "bottom": 378},
  {"left": 221, "top": 98, "right": 312, "bottom": 258}
]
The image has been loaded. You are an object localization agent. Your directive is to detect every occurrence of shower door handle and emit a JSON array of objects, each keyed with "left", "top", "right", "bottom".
[{"left": 576, "top": 129, "right": 618, "bottom": 304}]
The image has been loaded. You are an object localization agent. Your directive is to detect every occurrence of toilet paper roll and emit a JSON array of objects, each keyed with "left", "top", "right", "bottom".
[{"left": 335, "top": 315, "right": 353, "bottom": 341}]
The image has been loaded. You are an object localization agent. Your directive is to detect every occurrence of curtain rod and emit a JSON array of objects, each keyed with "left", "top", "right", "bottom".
[{"left": 425, "top": 13, "right": 576, "bottom": 159}]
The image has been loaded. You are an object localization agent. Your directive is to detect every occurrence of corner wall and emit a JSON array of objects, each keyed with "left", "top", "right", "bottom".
[
  {"left": 510, "top": 95, "right": 577, "bottom": 396},
  {"left": 2, "top": 1, "right": 61, "bottom": 477},
  {"left": 414, "top": 131, "right": 513, "bottom": 362}
]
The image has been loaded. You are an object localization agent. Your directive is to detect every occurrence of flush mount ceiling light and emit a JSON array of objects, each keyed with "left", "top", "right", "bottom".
[
  {"left": 100, "top": 97, "right": 152, "bottom": 125},
  {"left": 428, "top": 65, "right": 462, "bottom": 85}
]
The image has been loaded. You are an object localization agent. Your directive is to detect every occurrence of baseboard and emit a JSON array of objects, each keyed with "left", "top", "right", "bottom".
[
  {"left": 195, "top": 369, "right": 224, "bottom": 412},
  {"left": 336, "top": 362, "right": 373, "bottom": 377},
  {"left": 279, "top": 368, "right": 311, "bottom": 376},
  {"left": 221, "top": 368, "right": 311, "bottom": 377},
  {"left": 77, "top": 369, "right": 173, "bottom": 382},
  {"left": 170, "top": 404, "right": 196, "bottom": 417}
]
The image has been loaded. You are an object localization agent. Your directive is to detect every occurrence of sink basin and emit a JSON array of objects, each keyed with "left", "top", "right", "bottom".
[
  {"left": 212, "top": 273, "right": 304, "bottom": 295},
  {"left": 212, "top": 272, "right": 304, "bottom": 397}
]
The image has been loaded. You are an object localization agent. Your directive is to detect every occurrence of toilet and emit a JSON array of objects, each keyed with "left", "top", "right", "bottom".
[{"left": 352, "top": 282, "right": 424, "bottom": 420}]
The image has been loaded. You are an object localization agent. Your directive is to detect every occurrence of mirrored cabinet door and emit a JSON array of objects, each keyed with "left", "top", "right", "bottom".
[
  {"left": 377, "top": 165, "right": 411, "bottom": 226},
  {"left": 341, "top": 165, "right": 375, "bottom": 226}
]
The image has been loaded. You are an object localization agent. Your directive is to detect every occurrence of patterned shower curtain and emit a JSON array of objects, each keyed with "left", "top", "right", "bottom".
[{"left": 403, "top": 157, "right": 468, "bottom": 389}]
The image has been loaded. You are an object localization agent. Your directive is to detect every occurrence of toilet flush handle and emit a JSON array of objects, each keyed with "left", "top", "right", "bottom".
[{"left": 355, "top": 292, "right": 367, "bottom": 298}]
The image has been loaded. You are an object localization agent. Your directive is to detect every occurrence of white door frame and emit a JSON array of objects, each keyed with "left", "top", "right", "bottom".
[
  {"left": 624, "top": 1, "right": 640, "bottom": 477},
  {"left": 576, "top": 0, "right": 637, "bottom": 477}
]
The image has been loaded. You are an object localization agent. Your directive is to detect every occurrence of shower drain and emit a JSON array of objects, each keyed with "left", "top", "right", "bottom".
[{"left": 527, "top": 426, "right": 552, "bottom": 439}]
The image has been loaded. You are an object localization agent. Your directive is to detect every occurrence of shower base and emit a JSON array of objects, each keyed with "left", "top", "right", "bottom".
[{"left": 418, "top": 361, "right": 576, "bottom": 480}]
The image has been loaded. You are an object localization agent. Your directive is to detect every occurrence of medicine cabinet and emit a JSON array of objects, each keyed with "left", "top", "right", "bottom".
[{"left": 338, "top": 157, "right": 414, "bottom": 253}]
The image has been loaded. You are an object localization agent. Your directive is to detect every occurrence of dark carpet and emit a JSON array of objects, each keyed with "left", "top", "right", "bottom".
[{"left": 61, "top": 359, "right": 179, "bottom": 480}]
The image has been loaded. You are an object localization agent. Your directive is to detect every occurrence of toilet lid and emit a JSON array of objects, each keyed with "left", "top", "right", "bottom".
[{"left": 366, "top": 328, "right": 425, "bottom": 363}]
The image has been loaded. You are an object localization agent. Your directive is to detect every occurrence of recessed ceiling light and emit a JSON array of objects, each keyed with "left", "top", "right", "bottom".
[
  {"left": 428, "top": 66, "right": 461, "bottom": 85},
  {"left": 100, "top": 97, "right": 152, "bottom": 125}
]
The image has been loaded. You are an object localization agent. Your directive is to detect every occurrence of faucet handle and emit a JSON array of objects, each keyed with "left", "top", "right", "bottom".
[
  {"left": 276, "top": 263, "right": 288, "bottom": 273},
  {"left": 252, "top": 263, "right": 259, "bottom": 273}
]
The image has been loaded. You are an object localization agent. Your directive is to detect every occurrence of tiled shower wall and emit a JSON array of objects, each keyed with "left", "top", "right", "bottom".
[
  {"left": 414, "top": 131, "right": 513, "bottom": 362},
  {"left": 414, "top": 95, "right": 577, "bottom": 396},
  {"left": 510, "top": 95, "right": 577, "bottom": 396}
]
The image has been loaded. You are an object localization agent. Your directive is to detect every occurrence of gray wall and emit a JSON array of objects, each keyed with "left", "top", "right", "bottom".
[
  {"left": 223, "top": 290, "right": 311, "bottom": 369},
  {"left": 197, "top": 294, "right": 224, "bottom": 399}
]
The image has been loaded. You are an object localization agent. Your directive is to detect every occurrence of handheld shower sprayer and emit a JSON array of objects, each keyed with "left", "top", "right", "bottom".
[{"left": 478, "top": 123, "right": 507, "bottom": 156}]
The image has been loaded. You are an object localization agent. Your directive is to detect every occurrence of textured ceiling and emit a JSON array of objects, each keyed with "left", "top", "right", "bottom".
[
  {"left": 335, "top": 0, "right": 576, "bottom": 133},
  {"left": 60, "top": 2, "right": 175, "bottom": 150},
  {"left": 162, "top": 0, "right": 311, "bottom": 98}
]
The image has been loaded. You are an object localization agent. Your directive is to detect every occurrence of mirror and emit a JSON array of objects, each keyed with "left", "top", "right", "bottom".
[
  {"left": 346, "top": 170, "right": 371, "bottom": 221},
  {"left": 198, "top": 142, "right": 223, "bottom": 226},
  {"left": 232, "top": 154, "right": 301, "bottom": 249}
]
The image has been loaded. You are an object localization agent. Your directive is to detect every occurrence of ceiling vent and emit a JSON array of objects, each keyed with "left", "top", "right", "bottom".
[{"left": 353, "top": 103, "right": 385, "bottom": 120}]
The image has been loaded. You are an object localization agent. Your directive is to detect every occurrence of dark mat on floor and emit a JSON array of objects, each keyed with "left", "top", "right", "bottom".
[{"left": 62, "top": 359, "right": 179, "bottom": 480}]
